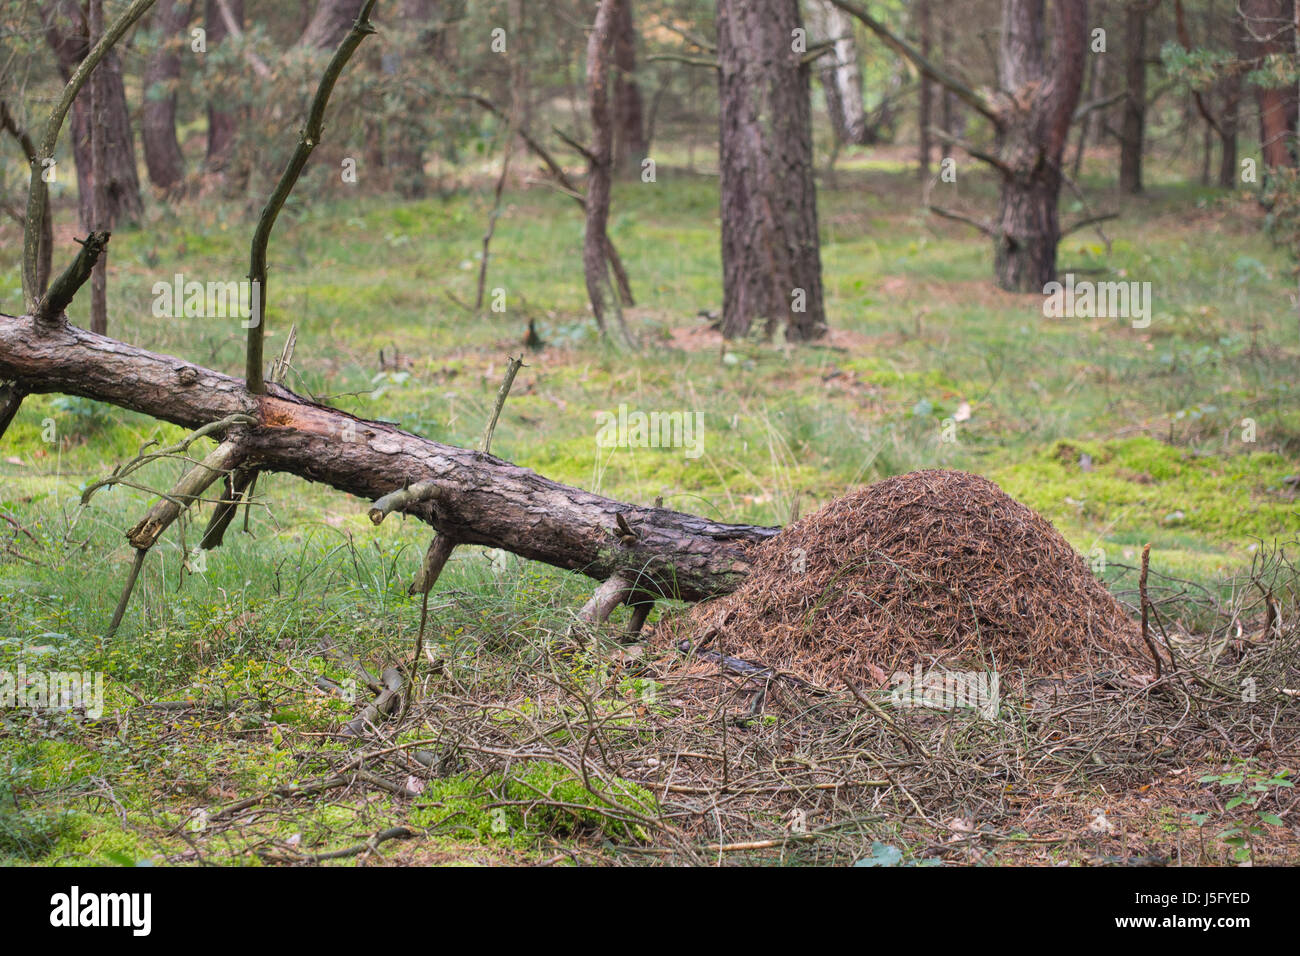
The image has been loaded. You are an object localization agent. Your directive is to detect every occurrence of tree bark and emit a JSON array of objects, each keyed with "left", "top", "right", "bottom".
[
  {"left": 583, "top": 0, "right": 629, "bottom": 340},
  {"left": 1118, "top": 0, "right": 1154, "bottom": 194},
  {"left": 939, "top": 18, "right": 956, "bottom": 158},
  {"left": 0, "top": 311, "right": 776, "bottom": 603},
  {"left": 829, "top": 0, "right": 1085, "bottom": 292},
  {"left": 1071, "top": 0, "right": 1104, "bottom": 179},
  {"left": 807, "top": 0, "right": 868, "bottom": 145},
  {"left": 1219, "top": 7, "right": 1244, "bottom": 188},
  {"left": 42, "top": 0, "right": 144, "bottom": 231},
  {"left": 612, "top": 0, "right": 648, "bottom": 176},
  {"left": 991, "top": 0, "right": 1088, "bottom": 292},
  {"left": 918, "top": 0, "right": 932, "bottom": 178},
  {"left": 205, "top": 0, "right": 242, "bottom": 174},
  {"left": 142, "top": 0, "right": 191, "bottom": 193},
  {"left": 1242, "top": 0, "right": 1297, "bottom": 169},
  {"left": 717, "top": 0, "right": 827, "bottom": 341}
]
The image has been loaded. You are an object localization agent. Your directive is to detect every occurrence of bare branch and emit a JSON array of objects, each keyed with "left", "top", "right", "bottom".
[
  {"left": 1072, "top": 89, "right": 1128, "bottom": 122},
  {"left": 552, "top": 125, "right": 597, "bottom": 163},
  {"left": 926, "top": 205, "right": 995, "bottom": 237},
  {"left": 928, "top": 126, "right": 1012, "bottom": 176},
  {"left": 1061, "top": 212, "right": 1119, "bottom": 236},
  {"left": 245, "top": 0, "right": 379, "bottom": 394},
  {"left": 827, "top": 0, "right": 999, "bottom": 124},
  {"left": 645, "top": 52, "right": 720, "bottom": 69}
]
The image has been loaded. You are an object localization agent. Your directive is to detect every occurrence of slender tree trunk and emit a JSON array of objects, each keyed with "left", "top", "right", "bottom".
[
  {"left": 205, "top": 0, "right": 242, "bottom": 174},
  {"left": 42, "top": 0, "right": 144, "bottom": 231},
  {"left": 1218, "top": 11, "right": 1243, "bottom": 187},
  {"left": 1071, "top": 15, "right": 1100, "bottom": 179},
  {"left": 611, "top": 0, "right": 648, "bottom": 176},
  {"left": 991, "top": 0, "right": 1088, "bottom": 292},
  {"left": 583, "top": 0, "right": 632, "bottom": 342},
  {"left": 89, "top": 0, "right": 109, "bottom": 336},
  {"left": 918, "top": 0, "right": 932, "bottom": 178},
  {"left": 1092, "top": 25, "right": 1110, "bottom": 146},
  {"left": 1243, "top": 0, "right": 1297, "bottom": 169},
  {"left": 1119, "top": 0, "right": 1152, "bottom": 194},
  {"left": 1200, "top": 112, "right": 1213, "bottom": 185},
  {"left": 142, "top": 0, "right": 191, "bottom": 194},
  {"left": 717, "top": 0, "right": 827, "bottom": 341},
  {"left": 808, "top": 0, "right": 868, "bottom": 145},
  {"left": 939, "top": 19, "right": 955, "bottom": 158}
]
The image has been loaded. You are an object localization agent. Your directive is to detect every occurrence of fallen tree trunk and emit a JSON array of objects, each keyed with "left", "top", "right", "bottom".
[{"left": 0, "top": 310, "right": 777, "bottom": 603}]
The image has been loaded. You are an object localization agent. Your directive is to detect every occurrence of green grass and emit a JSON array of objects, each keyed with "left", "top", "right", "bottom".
[{"left": 1, "top": 150, "right": 1297, "bottom": 864}]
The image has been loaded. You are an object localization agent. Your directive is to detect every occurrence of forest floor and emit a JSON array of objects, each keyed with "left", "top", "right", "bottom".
[{"left": 1, "top": 144, "right": 1298, "bottom": 865}]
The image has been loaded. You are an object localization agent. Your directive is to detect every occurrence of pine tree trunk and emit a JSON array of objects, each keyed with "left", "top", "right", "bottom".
[
  {"left": 1218, "top": 8, "right": 1244, "bottom": 187},
  {"left": 205, "top": 0, "right": 242, "bottom": 174},
  {"left": 717, "top": 0, "right": 827, "bottom": 341},
  {"left": 388, "top": 0, "right": 449, "bottom": 198},
  {"left": 1118, "top": 1, "right": 1149, "bottom": 195},
  {"left": 612, "top": 0, "right": 648, "bottom": 176},
  {"left": 991, "top": 0, "right": 1087, "bottom": 292},
  {"left": 1243, "top": 0, "right": 1297, "bottom": 169},
  {"left": 42, "top": 0, "right": 144, "bottom": 231},
  {"left": 993, "top": 148, "right": 1063, "bottom": 292},
  {"left": 918, "top": 0, "right": 932, "bottom": 177},
  {"left": 142, "top": 0, "right": 190, "bottom": 193}
]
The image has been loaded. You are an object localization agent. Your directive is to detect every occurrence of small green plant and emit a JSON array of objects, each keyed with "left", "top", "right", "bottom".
[
  {"left": 1191, "top": 759, "right": 1291, "bottom": 863},
  {"left": 853, "top": 841, "right": 942, "bottom": 867}
]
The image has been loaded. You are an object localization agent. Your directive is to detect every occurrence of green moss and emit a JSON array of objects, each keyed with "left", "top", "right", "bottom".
[
  {"left": 408, "top": 761, "right": 656, "bottom": 847},
  {"left": 992, "top": 436, "right": 1296, "bottom": 576},
  {"left": 40, "top": 812, "right": 165, "bottom": 867}
]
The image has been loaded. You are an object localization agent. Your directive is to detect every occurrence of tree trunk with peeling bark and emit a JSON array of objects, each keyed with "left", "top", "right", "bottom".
[
  {"left": 717, "top": 0, "right": 827, "bottom": 341},
  {"left": 0, "top": 312, "right": 775, "bottom": 604}
]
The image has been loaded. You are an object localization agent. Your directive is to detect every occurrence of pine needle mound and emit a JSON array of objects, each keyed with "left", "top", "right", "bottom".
[{"left": 666, "top": 469, "right": 1141, "bottom": 688}]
